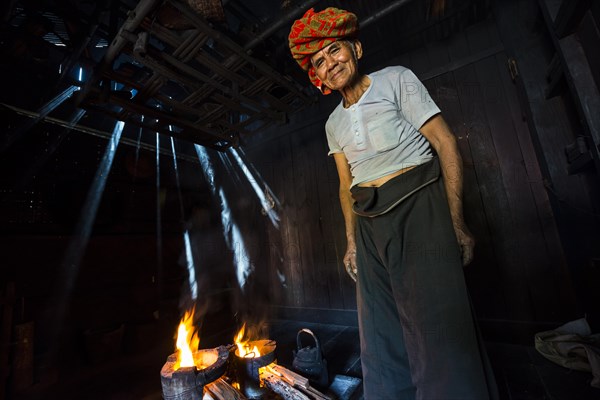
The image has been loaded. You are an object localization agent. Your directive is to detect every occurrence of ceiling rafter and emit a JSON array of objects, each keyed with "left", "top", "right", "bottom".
[{"left": 72, "top": 0, "right": 312, "bottom": 150}]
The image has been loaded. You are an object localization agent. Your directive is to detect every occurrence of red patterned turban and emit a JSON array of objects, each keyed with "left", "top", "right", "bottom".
[{"left": 289, "top": 7, "right": 358, "bottom": 95}]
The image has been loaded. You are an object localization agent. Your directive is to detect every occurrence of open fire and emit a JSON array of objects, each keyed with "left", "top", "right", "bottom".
[
  {"left": 231, "top": 323, "right": 277, "bottom": 398},
  {"left": 175, "top": 306, "right": 200, "bottom": 369},
  {"left": 161, "top": 314, "right": 331, "bottom": 399},
  {"left": 234, "top": 323, "right": 261, "bottom": 358},
  {"left": 160, "top": 307, "right": 230, "bottom": 400}
]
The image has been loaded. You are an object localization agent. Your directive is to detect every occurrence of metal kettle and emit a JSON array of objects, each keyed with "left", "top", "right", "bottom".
[{"left": 292, "top": 328, "right": 329, "bottom": 388}]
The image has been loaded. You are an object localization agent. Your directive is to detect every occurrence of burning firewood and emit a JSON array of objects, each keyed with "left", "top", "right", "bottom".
[
  {"left": 269, "top": 364, "right": 310, "bottom": 390},
  {"left": 262, "top": 373, "right": 311, "bottom": 400},
  {"left": 203, "top": 378, "right": 247, "bottom": 400},
  {"left": 260, "top": 364, "right": 332, "bottom": 400}
]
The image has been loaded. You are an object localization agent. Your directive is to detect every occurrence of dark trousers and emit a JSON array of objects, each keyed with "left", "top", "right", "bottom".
[{"left": 353, "top": 161, "right": 496, "bottom": 400}]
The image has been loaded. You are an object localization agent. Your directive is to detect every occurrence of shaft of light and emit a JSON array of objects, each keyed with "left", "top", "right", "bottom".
[
  {"left": 217, "top": 151, "right": 241, "bottom": 186},
  {"left": 183, "top": 230, "right": 198, "bottom": 299},
  {"left": 221, "top": 188, "right": 253, "bottom": 289},
  {"left": 170, "top": 137, "right": 186, "bottom": 219},
  {"left": 171, "top": 137, "right": 198, "bottom": 300},
  {"left": 66, "top": 120, "right": 124, "bottom": 259},
  {"left": 228, "top": 147, "right": 280, "bottom": 228},
  {"left": 197, "top": 145, "right": 216, "bottom": 190},
  {"left": 235, "top": 147, "right": 281, "bottom": 209},
  {"left": 132, "top": 116, "right": 143, "bottom": 177},
  {"left": 66, "top": 108, "right": 87, "bottom": 128},
  {"left": 17, "top": 108, "right": 86, "bottom": 190},
  {"left": 195, "top": 145, "right": 253, "bottom": 290},
  {"left": 53, "top": 120, "right": 124, "bottom": 341},
  {"left": 1, "top": 85, "right": 80, "bottom": 153},
  {"left": 156, "top": 132, "right": 164, "bottom": 300},
  {"left": 38, "top": 85, "right": 79, "bottom": 118}
]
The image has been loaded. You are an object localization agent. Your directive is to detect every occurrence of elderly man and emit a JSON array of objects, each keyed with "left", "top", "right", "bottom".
[{"left": 289, "top": 7, "right": 498, "bottom": 400}]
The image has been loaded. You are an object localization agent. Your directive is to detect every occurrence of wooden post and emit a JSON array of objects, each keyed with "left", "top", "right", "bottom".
[
  {"left": 0, "top": 282, "right": 15, "bottom": 400},
  {"left": 11, "top": 322, "right": 34, "bottom": 392}
]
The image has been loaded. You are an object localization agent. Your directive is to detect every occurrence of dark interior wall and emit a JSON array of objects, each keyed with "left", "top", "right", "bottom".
[
  {"left": 2, "top": 234, "right": 178, "bottom": 345},
  {"left": 244, "top": 94, "right": 357, "bottom": 322},
  {"left": 411, "top": 19, "right": 584, "bottom": 339},
  {"left": 492, "top": 0, "right": 600, "bottom": 330}
]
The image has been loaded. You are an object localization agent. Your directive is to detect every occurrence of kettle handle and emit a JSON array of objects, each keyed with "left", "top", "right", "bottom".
[{"left": 296, "top": 328, "right": 321, "bottom": 354}]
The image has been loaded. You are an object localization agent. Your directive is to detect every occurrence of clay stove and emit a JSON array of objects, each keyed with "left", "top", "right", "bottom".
[
  {"left": 160, "top": 346, "right": 230, "bottom": 400},
  {"left": 233, "top": 339, "right": 277, "bottom": 399}
]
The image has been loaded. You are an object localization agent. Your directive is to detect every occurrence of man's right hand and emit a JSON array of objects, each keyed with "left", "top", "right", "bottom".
[
  {"left": 333, "top": 152, "right": 359, "bottom": 283},
  {"left": 343, "top": 247, "right": 358, "bottom": 282}
]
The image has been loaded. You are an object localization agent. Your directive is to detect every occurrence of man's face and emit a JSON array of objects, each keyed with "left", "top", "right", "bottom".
[{"left": 310, "top": 40, "right": 362, "bottom": 92}]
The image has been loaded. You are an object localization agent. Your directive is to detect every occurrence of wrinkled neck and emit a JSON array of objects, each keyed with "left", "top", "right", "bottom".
[{"left": 340, "top": 74, "right": 370, "bottom": 108}]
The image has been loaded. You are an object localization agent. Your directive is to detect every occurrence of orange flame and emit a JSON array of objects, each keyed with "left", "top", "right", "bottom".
[
  {"left": 234, "top": 323, "right": 261, "bottom": 358},
  {"left": 174, "top": 307, "right": 199, "bottom": 370}
]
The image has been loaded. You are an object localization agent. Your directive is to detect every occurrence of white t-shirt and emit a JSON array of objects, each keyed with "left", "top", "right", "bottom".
[{"left": 325, "top": 66, "right": 441, "bottom": 187}]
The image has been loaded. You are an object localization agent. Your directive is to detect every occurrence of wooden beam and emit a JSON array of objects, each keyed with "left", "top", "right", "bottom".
[
  {"left": 141, "top": 20, "right": 248, "bottom": 86},
  {"left": 545, "top": 54, "right": 564, "bottom": 98},
  {"left": 169, "top": 0, "right": 311, "bottom": 104},
  {"left": 578, "top": 11, "right": 600, "bottom": 89},
  {"left": 75, "top": 0, "right": 160, "bottom": 106},
  {"left": 558, "top": 34, "right": 600, "bottom": 174},
  {"left": 554, "top": 0, "right": 591, "bottom": 38},
  {"left": 0, "top": 102, "right": 215, "bottom": 159},
  {"left": 538, "top": 0, "right": 600, "bottom": 180}
]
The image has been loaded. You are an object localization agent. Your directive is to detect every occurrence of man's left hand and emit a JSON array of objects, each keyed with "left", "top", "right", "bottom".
[{"left": 454, "top": 223, "right": 475, "bottom": 266}]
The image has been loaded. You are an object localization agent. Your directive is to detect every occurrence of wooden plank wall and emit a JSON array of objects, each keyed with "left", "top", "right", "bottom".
[
  {"left": 244, "top": 95, "right": 357, "bottom": 317},
  {"left": 402, "top": 22, "right": 577, "bottom": 338},
  {"left": 493, "top": 0, "right": 600, "bottom": 331},
  {"left": 243, "top": 17, "right": 579, "bottom": 339}
]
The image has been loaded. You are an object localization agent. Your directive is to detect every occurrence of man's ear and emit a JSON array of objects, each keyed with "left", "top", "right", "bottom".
[{"left": 354, "top": 40, "right": 363, "bottom": 60}]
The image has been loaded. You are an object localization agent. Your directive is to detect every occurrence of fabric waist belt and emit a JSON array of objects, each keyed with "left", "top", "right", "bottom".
[{"left": 350, "top": 157, "right": 440, "bottom": 217}]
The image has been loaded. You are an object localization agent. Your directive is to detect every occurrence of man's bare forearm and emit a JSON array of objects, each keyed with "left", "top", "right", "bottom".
[
  {"left": 437, "top": 135, "right": 466, "bottom": 229},
  {"left": 340, "top": 187, "right": 357, "bottom": 248},
  {"left": 420, "top": 114, "right": 475, "bottom": 265}
]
